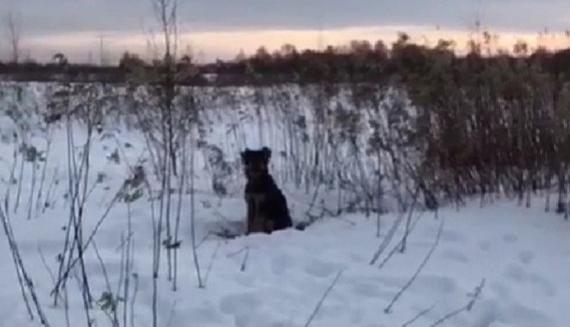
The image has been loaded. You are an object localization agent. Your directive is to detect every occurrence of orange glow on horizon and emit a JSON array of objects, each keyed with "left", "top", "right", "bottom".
[{"left": 20, "top": 25, "right": 570, "bottom": 64}]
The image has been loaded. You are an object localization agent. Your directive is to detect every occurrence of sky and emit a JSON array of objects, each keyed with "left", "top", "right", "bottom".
[{"left": 2, "top": 0, "right": 570, "bottom": 63}]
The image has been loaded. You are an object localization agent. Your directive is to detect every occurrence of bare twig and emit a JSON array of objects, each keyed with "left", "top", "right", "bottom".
[
  {"left": 240, "top": 246, "right": 250, "bottom": 272},
  {"left": 384, "top": 217, "right": 445, "bottom": 314},
  {"left": 401, "top": 304, "right": 436, "bottom": 327},
  {"left": 400, "top": 186, "right": 420, "bottom": 253},
  {"left": 370, "top": 212, "right": 405, "bottom": 265},
  {"left": 428, "top": 278, "right": 486, "bottom": 327},
  {"left": 130, "top": 273, "right": 139, "bottom": 327},
  {"left": 189, "top": 129, "right": 204, "bottom": 287},
  {"left": 203, "top": 241, "right": 222, "bottom": 286},
  {"left": 303, "top": 270, "right": 344, "bottom": 327},
  {"left": 377, "top": 210, "right": 425, "bottom": 270},
  {"left": 0, "top": 205, "right": 51, "bottom": 326}
]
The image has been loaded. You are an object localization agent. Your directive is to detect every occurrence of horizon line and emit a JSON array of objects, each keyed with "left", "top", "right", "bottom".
[{"left": 5, "top": 24, "right": 570, "bottom": 64}]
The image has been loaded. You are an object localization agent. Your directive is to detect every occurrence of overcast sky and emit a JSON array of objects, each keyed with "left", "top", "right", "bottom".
[{"left": 2, "top": 0, "right": 570, "bottom": 63}]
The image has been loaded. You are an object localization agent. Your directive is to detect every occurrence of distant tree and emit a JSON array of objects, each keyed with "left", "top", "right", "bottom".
[
  {"left": 178, "top": 54, "right": 192, "bottom": 65},
  {"left": 395, "top": 32, "right": 410, "bottom": 45},
  {"left": 254, "top": 46, "right": 271, "bottom": 62},
  {"left": 52, "top": 52, "right": 68, "bottom": 66},
  {"left": 234, "top": 49, "right": 247, "bottom": 62},
  {"left": 119, "top": 52, "right": 147, "bottom": 69},
  {"left": 435, "top": 39, "right": 455, "bottom": 52},
  {"left": 513, "top": 40, "right": 529, "bottom": 57},
  {"left": 279, "top": 43, "right": 298, "bottom": 58},
  {"left": 467, "top": 39, "right": 482, "bottom": 56},
  {"left": 4, "top": 11, "right": 22, "bottom": 64},
  {"left": 349, "top": 40, "right": 372, "bottom": 56},
  {"left": 176, "top": 54, "right": 199, "bottom": 81},
  {"left": 21, "top": 57, "right": 37, "bottom": 66},
  {"left": 324, "top": 45, "right": 336, "bottom": 54},
  {"left": 373, "top": 40, "right": 389, "bottom": 60}
]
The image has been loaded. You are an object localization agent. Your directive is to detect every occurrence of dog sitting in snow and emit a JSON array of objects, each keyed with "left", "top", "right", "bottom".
[{"left": 241, "top": 147, "right": 292, "bottom": 234}]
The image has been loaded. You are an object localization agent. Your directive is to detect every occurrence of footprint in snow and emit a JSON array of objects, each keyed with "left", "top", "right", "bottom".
[
  {"left": 502, "top": 233, "right": 518, "bottom": 243},
  {"left": 370, "top": 275, "right": 409, "bottom": 288},
  {"left": 441, "top": 248, "right": 469, "bottom": 263},
  {"left": 414, "top": 275, "right": 457, "bottom": 294},
  {"left": 187, "top": 305, "right": 224, "bottom": 324},
  {"left": 470, "top": 299, "right": 503, "bottom": 327},
  {"left": 426, "top": 227, "right": 464, "bottom": 243},
  {"left": 503, "top": 264, "right": 557, "bottom": 297},
  {"left": 349, "top": 253, "right": 366, "bottom": 263},
  {"left": 350, "top": 281, "right": 393, "bottom": 299},
  {"left": 507, "top": 303, "right": 555, "bottom": 326},
  {"left": 528, "top": 274, "right": 557, "bottom": 297},
  {"left": 349, "top": 309, "right": 364, "bottom": 324},
  {"left": 271, "top": 253, "right": 294, "bottom": 275},
  {"left": 478, "top": 240, "right": 492, "bottom": 252},
  {"left": 503, "top": 263, "right": 526, "bottom": 283},
  {"left": 490, "top": 281, "right": 512, "bottom": 299},
  {"left": 219, "top": 293, "right": 261, "bottom": 316},
  {"left": 439, "top": 230, "right": 464, "bottom": 243},
  {"left": 518, "top": 250, "right": 535, "bottom": 265},
  {"left": 304, "top": 259, "right": 340, "bottom": 278},
  {"left": 235, "top": 274, "right": 255, "bottom": 288}
]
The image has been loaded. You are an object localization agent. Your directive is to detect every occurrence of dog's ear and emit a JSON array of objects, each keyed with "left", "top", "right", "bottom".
[{"left": 262, "top": 147, "right": 272, "bottom": 162}]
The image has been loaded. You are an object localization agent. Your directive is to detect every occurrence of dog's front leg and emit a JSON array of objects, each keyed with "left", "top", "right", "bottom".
[
  {"left": 265, "top": 220, "right": 274, "bottom": 233},
  {"left": 246, "top": 196, "right": 255, "bottom": 234},
  {"left": 251, "top": 194, "right": 266, "bottom": 233}
]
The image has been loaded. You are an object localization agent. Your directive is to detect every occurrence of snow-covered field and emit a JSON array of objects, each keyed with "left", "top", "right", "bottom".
[{"left": 0, "top": 83, "right": 568, "bottom": 327}]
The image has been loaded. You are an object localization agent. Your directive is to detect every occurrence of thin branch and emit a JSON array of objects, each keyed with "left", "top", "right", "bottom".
[
  {"left": 401, "top": 304, "right": 436, "bottom": 327},
  {"left": 428, "top": 279, "right": 486, "bottom": 327},
  {"left": 303, "top": 270, "right": 344, "bottom": 327},
  {"left": 240, "top": 246, "right": 250, "bottom": 272},
  {"left": 384, "top": 217, "right": 445, "bottom": 314}
]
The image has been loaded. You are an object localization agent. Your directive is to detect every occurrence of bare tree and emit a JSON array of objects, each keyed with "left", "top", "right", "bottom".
[
  {"left": 153, "top": 0, "right": 179, "bottom": 176},
  {"left": 5, "top": 11, "right": 22, "bottom": 64}
]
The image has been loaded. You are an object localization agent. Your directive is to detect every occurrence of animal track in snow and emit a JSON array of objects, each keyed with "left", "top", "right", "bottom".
[
  {"left": 503, "top": 264, "right": 557, "bottom": 297},
  {"left": 503, "top": 263, "right": 526, "bottom": 282},
  {"left": 234, "top": 274, "right": 255, "bottom": 288},
  {"left": 188, "top": 305, "right": 224, "bottom": 324},
  {"left": 490, "top": 281, "right": 512, "bottom": 299},
  {"left": 518, "top": 250, "right": 535, "bottom": 265},
  {"left": 350, "top": 281, "right": 393, "bottom": 298},
  {"left": 528, "top": 274, "right": 557, "bottom": 297},
  {"left": 441, "top": 248, "right": 469, "bottom": 263},
  {"left": 479, "top": 240, "right": 492, "bottom": 252},
  {"left": 502, "top": 233, "right": 518, "bottom": 243},
  {"left": 219, "top": 292, "right": 261, "bottom": 316},
  {"left": 271, "top": 253, "right": 294, "bottom": 275},
  {"left": 413, "top": 275, "right": 458, "bottom": 295},
  {"left": 507, "top": 303, "right": 555, "bottom": 326},
  {"left": 349, "top": 309, "right": 364, "bottom": 324},
  {"left": 440, "top": 230, "right": 464, "bottom": 243},
  {"left": 304, "top": 259, "right": 340, "bottom": 278},
  {"left": 349, "top": 253, "right": 366, "bottom": 263}
]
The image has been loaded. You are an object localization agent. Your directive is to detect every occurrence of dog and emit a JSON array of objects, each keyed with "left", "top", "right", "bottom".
[{"left": 241, "top": 147, "right": 293, "bottom": 234}]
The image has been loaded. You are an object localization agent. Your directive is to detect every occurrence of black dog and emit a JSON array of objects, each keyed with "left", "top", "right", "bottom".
[{"left": 241, "top": 147, "right": 293, "bottom": 234}]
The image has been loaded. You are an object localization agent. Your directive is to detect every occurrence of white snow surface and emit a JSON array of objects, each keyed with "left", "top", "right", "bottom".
[{"left": 0, "top": 83, "right": 568, "bottom": 327}]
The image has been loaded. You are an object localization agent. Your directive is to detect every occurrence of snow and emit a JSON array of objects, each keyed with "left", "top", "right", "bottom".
[{"left": 0, "top": 82, "right": 569, "bottom": 327}]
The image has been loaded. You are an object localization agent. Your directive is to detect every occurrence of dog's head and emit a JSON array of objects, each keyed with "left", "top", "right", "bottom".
[{"left": 241, "top": 147, "right": 271, "bottom": 181}]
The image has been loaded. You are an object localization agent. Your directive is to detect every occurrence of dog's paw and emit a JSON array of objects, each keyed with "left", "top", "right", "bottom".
[{"left": 294, "top": 221, "right": 309, "bottom": 231}]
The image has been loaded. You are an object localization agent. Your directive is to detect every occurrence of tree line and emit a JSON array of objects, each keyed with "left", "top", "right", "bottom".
[{"left": 5, "top": 33, "right": 570, "bottom": 215}]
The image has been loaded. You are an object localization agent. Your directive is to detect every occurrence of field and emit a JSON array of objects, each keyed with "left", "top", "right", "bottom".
[{"left": 0, "top": 82, "right": 568, "bottom": 327}]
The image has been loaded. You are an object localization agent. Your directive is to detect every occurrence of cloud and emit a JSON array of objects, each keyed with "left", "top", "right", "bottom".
[
  {"left": 4, "top": 0, "right": 570, "bottom": 62},
  {"left": 9, "top": 0, "right": 570, "bottom": 35},
  {"left": 22, "top": 24, "right": 570, "bottom": 64}
]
